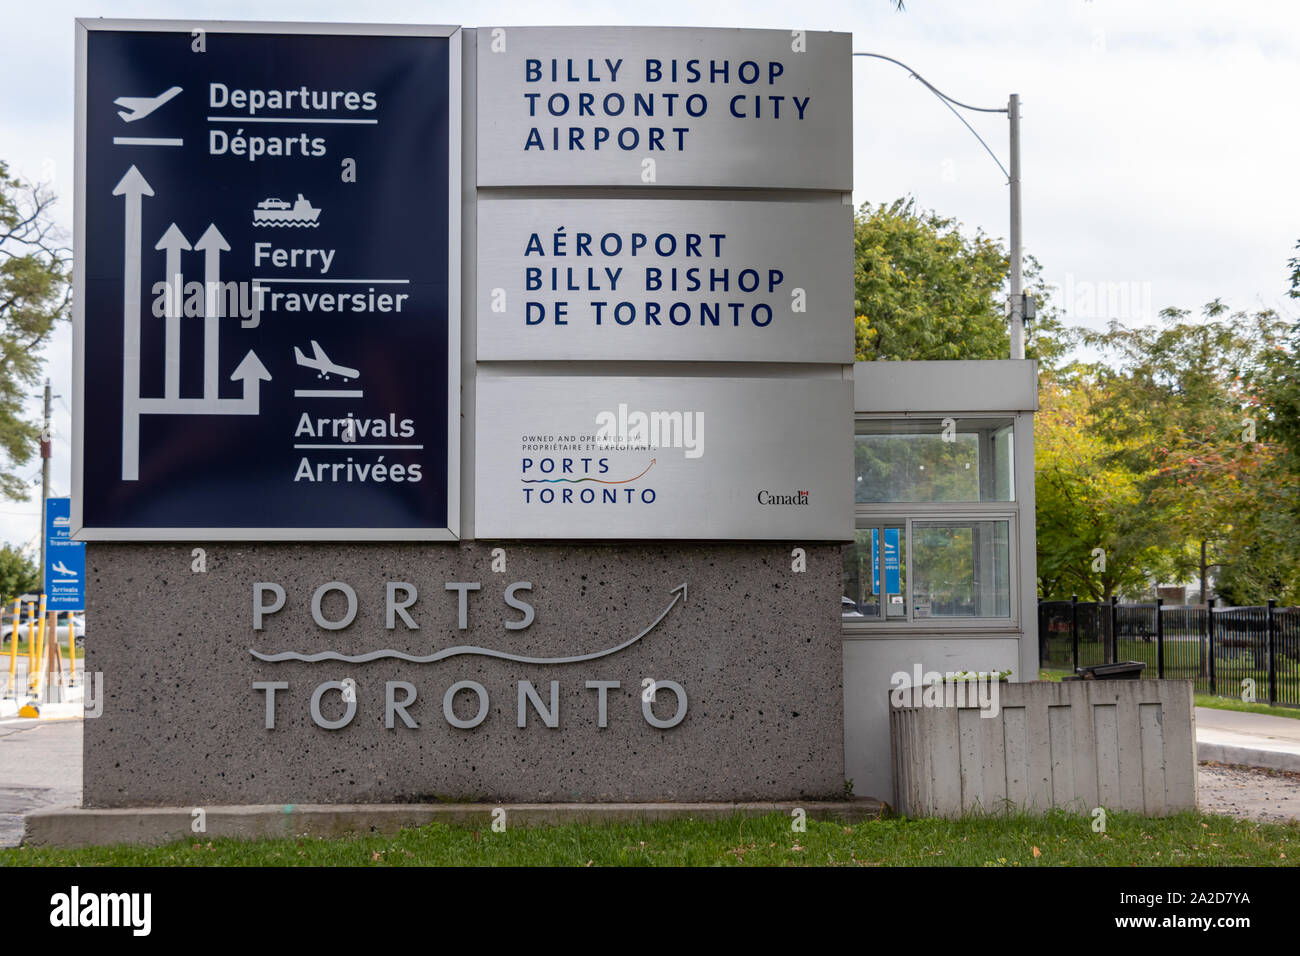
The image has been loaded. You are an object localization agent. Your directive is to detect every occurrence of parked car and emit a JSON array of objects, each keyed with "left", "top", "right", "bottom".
[{"left": 0, "top": 611, "right": 84, "bottom": 647}]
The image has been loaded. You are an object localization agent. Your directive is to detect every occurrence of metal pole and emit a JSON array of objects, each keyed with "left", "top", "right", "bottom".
[
  {"left": 1008, "top": 93, "right": 1024, "bottom": 360},
  {"left": 1070, "top": 593, "right": 1078, "bottom": 673},
  {"left": 1267, "top": 599, "right": 1277, "bottom": 706},
  {"left": 38, "top": 379, "right": 51, "bottom": 597},
  {"left": 1110, "top": 595, "right": 1119, "bottom": 664},
  {"left": 1037, "top": 597, "right": 1043, "bottom": 667},
  {"left": 1156, "top": 598, "right": 1165, "bottom": 679},
  {"left": 1207, "top": 598, "right": 1216, "bottom": 696}
]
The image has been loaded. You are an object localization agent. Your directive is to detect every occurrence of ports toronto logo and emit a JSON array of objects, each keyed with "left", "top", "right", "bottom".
[{"left": 514, "top": 404, "right": 703, "bottom": 506}]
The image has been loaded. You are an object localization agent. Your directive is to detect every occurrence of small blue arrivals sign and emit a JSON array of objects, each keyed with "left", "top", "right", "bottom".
[
  {"left": 45, "top": 498, "right": 85, "bottom": 611},
  {"left": 73, "top": 21, "right": 461, "bottom": 540},
  {"left": 871, "top": 526, "right": 900, "bottom": 595}
]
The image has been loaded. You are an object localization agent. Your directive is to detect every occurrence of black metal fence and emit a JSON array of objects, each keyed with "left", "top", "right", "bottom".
[{"left": 1038, "top": 597, "right": 1300, "bottom": 707}]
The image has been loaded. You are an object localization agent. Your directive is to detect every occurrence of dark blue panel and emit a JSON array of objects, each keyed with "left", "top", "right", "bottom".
[{"left": 81, "top": 28, "right": 452, "bottom": 533}]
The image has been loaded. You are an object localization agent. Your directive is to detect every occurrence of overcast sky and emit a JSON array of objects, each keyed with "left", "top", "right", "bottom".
[{"left": 1, "top": 0, "right": 1297, "bottom": 552}]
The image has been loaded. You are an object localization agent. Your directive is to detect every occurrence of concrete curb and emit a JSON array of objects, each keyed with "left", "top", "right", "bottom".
[
  {"left": 23, "top": 800, "right": 888, "bottom": 848},
  {"left": 1198, "top": 742, "right": 1300, "bottom": 774}
]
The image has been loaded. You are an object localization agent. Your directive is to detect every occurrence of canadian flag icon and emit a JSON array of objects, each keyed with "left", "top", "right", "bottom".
[{"left": 798, "top": 490, "right": 810, "bottom": 496}]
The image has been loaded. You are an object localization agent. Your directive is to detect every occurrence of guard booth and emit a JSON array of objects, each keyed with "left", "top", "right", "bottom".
[{"left": 843, "top": 360, "right": 1039, "bottom": 799}]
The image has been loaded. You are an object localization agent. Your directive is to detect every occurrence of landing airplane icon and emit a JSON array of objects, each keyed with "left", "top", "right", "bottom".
[
  {"left": 52, "top": 560, "right": 78, "bottom": 578},
  {"left": 115, "top": 86, "right": 183, "bottom": 123},
  {"left": 295, "top": 341, "right": 359, "bottom": 380}
]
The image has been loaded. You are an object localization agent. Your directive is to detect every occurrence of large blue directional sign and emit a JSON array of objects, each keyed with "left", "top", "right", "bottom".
[
  {"left": 74, "top": 22, "right": 460, "bottom": 539},
  {"left": 45, "top": 498, "right": 86, "bottom": 610}
]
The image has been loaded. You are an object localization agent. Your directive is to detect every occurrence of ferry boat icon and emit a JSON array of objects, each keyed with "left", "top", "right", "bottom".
[{"left": 253, "top": 194, "right": 321, "bottom": 227}]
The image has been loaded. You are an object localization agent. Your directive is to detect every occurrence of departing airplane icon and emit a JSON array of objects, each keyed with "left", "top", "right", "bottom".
[
  {"left": 52, "top": 560, "right": 78, "bottom": 578},
  {"left": 115, "top": 86, "right": 183, "bottom": 123},
  {"left": 294, "top": 341, "right": 359, "bottom": 380}
]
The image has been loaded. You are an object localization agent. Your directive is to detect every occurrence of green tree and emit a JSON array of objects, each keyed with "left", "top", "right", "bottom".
[
  {"left": 1232, "top": 240, "right": 1300, "bottom": 602},
  {"left": 1077, "top": 302, "right": 1298, "bottom": 604},
  {"left": 852, "top": 198, "right": 1066, "bottom": 366},
  {"left": 0, "top": 160, "right": 69, "bottom": 500},
  {"left": 1035, "top": 372, "right": 1167, "bottom": 601},
  {"left": 0, "top": 543, "right": 38, "bottom": 603},
  {"left": 1250, "top": 241, "right": 1300, "bottom": 481}
]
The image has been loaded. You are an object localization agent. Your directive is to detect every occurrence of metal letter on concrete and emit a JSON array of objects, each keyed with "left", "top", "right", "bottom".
[
  {"left": 310, "top": 681, "right": 358, "bottom": 730},
  {"left": 585, "top": 680, "right": 621, "bottom": 728},
  {"left": 311, "top": 583, "right": 358, "bottom": 631},
  {"left": 253, "top": 681, "right": 289, "bottom": 730},
  {"left": 641, "top": 679, "right": 688, "bottom": 729},
  {"left": 385, "top": 681, "right": 419, "bottom": 729},
  {"left": 443, "top": 680, "right": 490, "bottom": 729}
]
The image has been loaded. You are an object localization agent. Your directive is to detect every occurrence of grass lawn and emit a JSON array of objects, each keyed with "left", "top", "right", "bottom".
[
  {"left": 1193, "top": 694, "right": 1300, "bottom": 720},
  {"left": 1, "top": 641, "right": 83, "bottom": 660},
  {"left": 1, "top": 810, "right": 1294, "bottom": 867}
]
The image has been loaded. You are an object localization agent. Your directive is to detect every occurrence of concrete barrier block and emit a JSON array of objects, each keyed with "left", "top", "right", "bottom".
[{"left": 889, "top": 679, "right": 1197, "bottom": 818}]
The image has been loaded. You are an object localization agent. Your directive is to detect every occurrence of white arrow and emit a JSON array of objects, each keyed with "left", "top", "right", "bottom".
[
  {"left": 230, "top": 350, "right": 272, "bottom": 413},
  {"left": 155, "top": 223, "right": 191, "bottom": 401},
  {"left": 194, "top": 224, "right": 230, "bottom": 400},
  {"left": 112, "top": 166, "right": 154, "bottom": 481}
]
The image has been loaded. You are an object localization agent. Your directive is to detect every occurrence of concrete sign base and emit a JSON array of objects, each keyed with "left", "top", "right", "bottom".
[{"left": 84, "top": 541, "right": 846, "bottom": 806}]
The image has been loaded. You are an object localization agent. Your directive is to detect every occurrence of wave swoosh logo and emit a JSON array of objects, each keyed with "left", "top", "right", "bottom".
[{"left": 249, "top": 583, "right": 687, "bottom": 664}]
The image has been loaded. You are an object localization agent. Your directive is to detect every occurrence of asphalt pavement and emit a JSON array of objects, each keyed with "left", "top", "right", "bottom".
[
  {"left": 1196, "top": 706, "right": 1300, "bottom": 773},
  {"left": 0, "top": 717, "right": 81, "bottom": 847}
]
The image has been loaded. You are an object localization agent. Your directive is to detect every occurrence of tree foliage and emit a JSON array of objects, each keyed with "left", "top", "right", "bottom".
[
  {"left": 0, "top": 543, "right": 38, "bottom": 603},
  {"left": 0, "top": 160, "right": 69, "bottom": 500},
  {"left": 1034, "top": 374, "right": 1164, "bottom": 600},
  {"left": 1036, "top": 297, "right": 1300, "bottom": 603},
  {"left": 1249, "top": 242, "right": 1300, "bottom": 483},
  {"left": 1225, "top": 241, "right": 1300, "bottom": 603},
  {"left": 852, "top": 198, "right": 1066, "bottom": 367}
]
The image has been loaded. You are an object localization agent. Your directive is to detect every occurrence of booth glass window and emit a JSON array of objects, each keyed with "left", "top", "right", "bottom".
[
  {"left": 841, "top": 518, "right": 1011, "bottom": 622},
  {"left": 854, "top": 418, "right": 1014, "bottom": 503},
  {"left": 911, "top": 519, "right": 1010, "bottom": 618}
]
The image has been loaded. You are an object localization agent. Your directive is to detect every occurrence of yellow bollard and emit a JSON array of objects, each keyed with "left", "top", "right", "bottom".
[
  {"left": 25, "top": 601, "right": 36, "bottom": 692},
  {"left": 6, "top": 597, "right": 17, "bottom": 699},
  {"left": 67, "top": 610, "right": 76, "bottom": 685},
  {"left": 46, "top": 613, "right": 58, "bottom": 702},
  {"left": 30, "top": 595, "right": 46, "bottom": 697}
]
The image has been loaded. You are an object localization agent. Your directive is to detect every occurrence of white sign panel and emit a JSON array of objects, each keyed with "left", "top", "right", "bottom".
[
  {"left": 477, "top": 27, "right": 852, "bottom": 189},
  {"left": 477, "top": 198, "right": 853, "bottom": 362},
  {"left": 475, "top": 374, "right": 853, "bottom": 540}
]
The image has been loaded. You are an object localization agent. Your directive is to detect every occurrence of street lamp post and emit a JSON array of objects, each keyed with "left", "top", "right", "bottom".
[
  {"left": 854, "top": 54, "right": 1028, "bottom": 359},
  {"left": 1008, "top": 93, "right": 1024, "bottom": 360}
]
